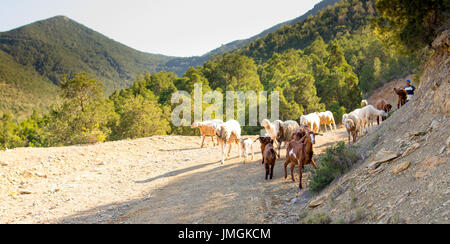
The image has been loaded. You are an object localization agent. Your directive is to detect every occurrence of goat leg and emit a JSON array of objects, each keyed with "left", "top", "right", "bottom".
[
  {"left": 291, "top": 163, "right": 296, "bottom": 182},
  {"left": 201, "top": 136, "right": 206, "bottom": 148},
  {"left": 284, "top": 159, "right": 289, "bottom": 179},
  {"left": 221, "top": 142, "right": 225, "bottom": 164},
  {"left": 270, "top": 164, "right": 274, "bottom": 180},
  {"left": 299, "top": 165, "right": 303, "bottom": 189},
  {"left": 211, "top": 136, "right": 216, "bottom": 147}
]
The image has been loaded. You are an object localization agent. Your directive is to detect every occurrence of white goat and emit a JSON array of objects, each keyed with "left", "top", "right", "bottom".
[
  {"left": 239, "top": 138, "right": 255, "bottom": 164},
  {"left": 317, "top": 111, "right": 337, "bottom": 132},
  {"left": 361, "top": 100, "right": 368, "bottom": 108},
  {"left": 357, "top": 105, "right": 388, "bottom": 134},
  {"left": 261, "top": 119, "right": 282, "bottom": 147},
  {"left": 191, "top": 119, "right": 223, "bottom": 148},
  {"left": 300, "top": 113, "right": 321, "bottom": 133},
  {"left": 342, "top": 113, "right": 349, "bottom": 124},
  {"left": 345, "top": 112, "right": 363, "bottom": 144},
  {"left": 215, "top": 120, "right": 242, "bottom": 164}
]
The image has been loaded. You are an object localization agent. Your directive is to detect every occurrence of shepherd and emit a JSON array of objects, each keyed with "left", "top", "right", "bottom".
[{"left": 404, "top": 78, "right": 416, "bottom": 102}]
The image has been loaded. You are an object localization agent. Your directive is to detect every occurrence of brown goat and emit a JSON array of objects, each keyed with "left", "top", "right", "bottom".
[
  {"left": 254, "top": 137, "right": 273, "bottom": 165},
  {"left": 284, "top": 128, "right": 317, "bottom": 189},
  {"left": 375, "top": 99, "right": 393, "bottom": 124},
  {"left": 263, "top": 142, "right": 278, "bottom": 180},
  {"left": 394, "top": 88, "right": 408, "bottom": 109}
]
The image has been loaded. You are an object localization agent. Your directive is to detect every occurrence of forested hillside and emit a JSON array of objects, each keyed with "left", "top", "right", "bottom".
[
  {"left": 0, "top": 49, "right": 59, "bottom": 119},
  {"left": 0, "top": 16, "right": 181, "bottom": 92},
  {"left": 202, "top": 0, "right": 342, "bottom": 57}
]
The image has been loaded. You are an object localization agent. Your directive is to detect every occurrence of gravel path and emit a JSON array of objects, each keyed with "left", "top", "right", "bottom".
[{"left": 0, "top": 129, "right": 347, "bottom": 224}]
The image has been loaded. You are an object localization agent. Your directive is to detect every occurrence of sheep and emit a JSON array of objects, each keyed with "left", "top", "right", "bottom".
[
  {"left": 276, "top": 120, "right": 301, "bottom": 156},
  {"left": 358, "top": 105, "right": 388, "bottom": 133},
  {"left": 263, "top": 142, "right": 278, "bottom": 180},
  {"left": 317, "top": 111, "right": 337, "bottom": 132},
  {"left": 342, "top": 113, "right": 349, "bottom": 124},
  {"left": 361, "top": 100, "right": 368, "bottom": 108},
  {"left": 215, "top": 120, "right": 241, "bottom": 164},
  {"left": 261, "top": 119, "right": 283, "bottom": 148},
  {"left": 345, "top": 112, "right": 362, "bottom": 144},
  {"left": 284, "top": 127, "right": 317, "bottom": 189},
  {"left": 349, "top": 108, "right": 364, "bottom": 135},
  {"left": 254, "top": 136, "right": 274, "bottom": 165},
  {"left": 300, "top": 113, "right": 321, "bottom": 134},
  {"left": 394, "top": 88, "right": 408, "bottom": 109},
  {"left": 239, "top": 138, "right": 254, "bottom": 164},
  {"left": 375, "top": 99, "right": 393, "bottom": 124},
  {"left": 191, "top": 119, "right": 223, "bottom": 148}
]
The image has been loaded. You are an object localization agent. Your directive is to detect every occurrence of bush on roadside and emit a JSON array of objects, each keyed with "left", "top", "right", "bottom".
[{"left": 309, "top": 142, "right": 360, "bottom": 193}]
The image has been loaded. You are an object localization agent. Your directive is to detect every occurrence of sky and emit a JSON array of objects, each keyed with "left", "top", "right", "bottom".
[{"left": 0, "top": 0, "right": 322, "bottom": 57}]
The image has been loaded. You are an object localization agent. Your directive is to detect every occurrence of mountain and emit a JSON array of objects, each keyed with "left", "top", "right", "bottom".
[
  {"left": 0, "top": 16, "right": 188, "bottom": 93},
  {"left": 0, "top": 49, "right": 59, "bottom": 119},
  {"left": 239, "top": 0, "right": 378, "bottom": 63}
]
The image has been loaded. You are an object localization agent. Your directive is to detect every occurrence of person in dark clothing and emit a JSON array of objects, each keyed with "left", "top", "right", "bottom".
[{"left": 404, "top": 79, "right": 416, "bottom": 102}]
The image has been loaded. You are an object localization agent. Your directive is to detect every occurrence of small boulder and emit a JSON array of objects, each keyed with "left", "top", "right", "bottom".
[
  {"left": 402, "top": 143, "right": 420, "bottom": 157},
  {"left": 368, "top": 150, "right": 400, "bottom": 169},
  {"left": 392, "top": 162, "right": 411, "bottom": 175},
  {"left": 415, "top": 156, "right": 447, "bottom": 179},
  {"left": 447, "top": 136, "right": 450, "bottom": 148},
  {"left": 309, "top": 195, "right": 327, "bottom": 208}
]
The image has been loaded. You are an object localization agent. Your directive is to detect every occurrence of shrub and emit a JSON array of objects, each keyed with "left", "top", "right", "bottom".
[
  {"left": 302, "top": 212, "right": 332, "bottom": 224},
  {"left": 309, "top": 142, "right": 360, "bottom": 193}
]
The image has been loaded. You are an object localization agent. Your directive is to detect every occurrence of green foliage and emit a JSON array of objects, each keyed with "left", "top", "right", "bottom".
[
  {"left": 374, "top": 0, "right": 449, "bottom": 54},
  {"left": 239, "top": 0, "right": 378, "bottom": 63},
  {"left": 42, "top": 73, "right": 117, "bottom": 146},
  {"left": 310, "top": 142, "right": 360, "bottom": 193},
  {"left": 335, "top": 27, "right": 417, "bottom": 94},
  {"left": 17, "top": 109, "right": 44, "bottom": 147},
  {"left": 0, "top": 112, "right": 24, "bottom": 149},
  {"left": 109, "top": 94, "right": 170, "bottom": 140},
  {"left": 301, "top": 212, "right": 332, "bottom": 224},
  {"left": 259, "top": 49, "right": 325, "bottom": 120},
  {"left": 0, "top": 49, "right": 59, "bottom": 120},
  {"left": 203, "top": 53, "right": 263, "bottom": 92}
]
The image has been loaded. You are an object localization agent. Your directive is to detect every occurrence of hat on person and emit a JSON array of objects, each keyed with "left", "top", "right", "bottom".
[{"left": 406, "top": 79, "right": 412, "bottom": 83}]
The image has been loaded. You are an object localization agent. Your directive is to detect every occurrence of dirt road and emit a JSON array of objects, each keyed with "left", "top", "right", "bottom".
[{"left": 0, "top": 128, "right": 347, "bottom": 224}]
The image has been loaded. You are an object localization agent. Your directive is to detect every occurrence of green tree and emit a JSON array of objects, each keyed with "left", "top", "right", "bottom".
[
  {"left": 0, "top": 112, "right": 24, "bottom": 149},
  {"left": 18, "top": 109, "right": 44, "bottom": 147},
  {"left": 110, "top": 94, "right": 170, "bottom": 140},
  {"left": 374, "top": 0, "right": 449, "bottom": 53},
  {"left": 203, "top": 53, "right": 263, "bottom": 92},
  {"left": 43, "top": 73, "right": 117, "bottom": 146}
]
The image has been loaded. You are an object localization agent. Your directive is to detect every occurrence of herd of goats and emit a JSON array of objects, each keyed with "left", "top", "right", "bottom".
[{"left": 191, "top": 95, "right": 401, "bottom": 189}]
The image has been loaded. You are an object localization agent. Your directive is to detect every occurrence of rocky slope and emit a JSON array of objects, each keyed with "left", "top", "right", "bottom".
[{"left": 285, "top": 30, "right": 449, "bottom": 224}]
